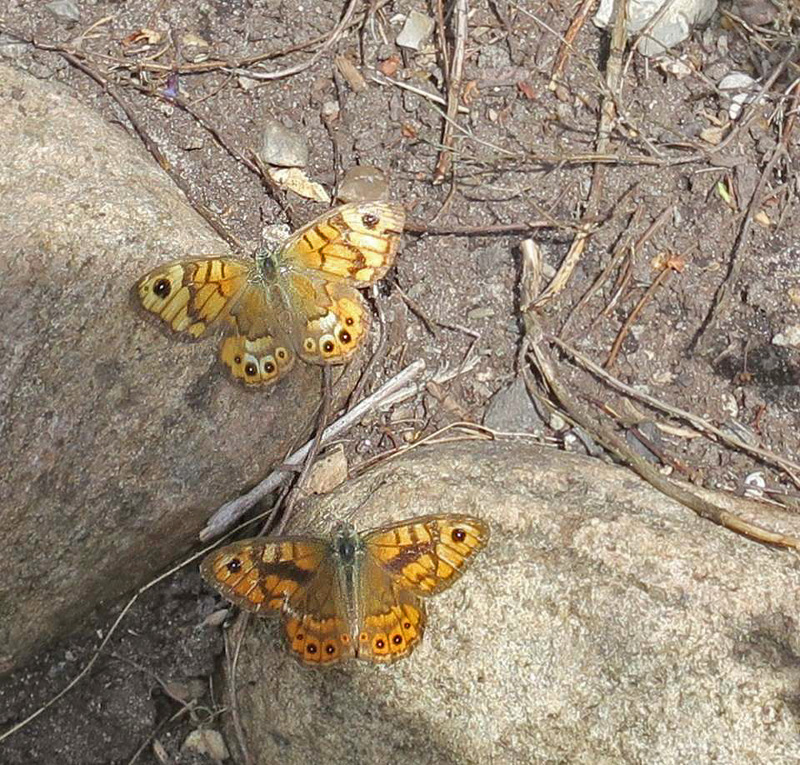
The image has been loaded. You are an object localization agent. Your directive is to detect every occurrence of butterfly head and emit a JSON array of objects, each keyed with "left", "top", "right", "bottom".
[{"left": 331, "top": 522, "right": 363, "bottom": 565}]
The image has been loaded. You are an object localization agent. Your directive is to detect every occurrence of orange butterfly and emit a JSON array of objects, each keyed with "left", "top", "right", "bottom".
[
  {"left": 201, "top": 515, "right": 489, "bottom": 665},
  {"left": 135, "top": 202, "right": 405, "bottom": 386}
]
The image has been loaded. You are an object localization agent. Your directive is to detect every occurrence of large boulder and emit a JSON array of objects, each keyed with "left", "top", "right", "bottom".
[
  {"left": 0, "top": 63, "right": 329, "bottom": 673},
  {"left": 217, "top": 440, "right": 800, "bottom": 763}
]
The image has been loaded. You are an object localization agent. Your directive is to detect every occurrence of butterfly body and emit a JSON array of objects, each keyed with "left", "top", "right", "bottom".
[
  {"left": 201, "top": 514, "right": 490, "bottom": 666},
  {"left": 136, "top": 202, "right": 405, "bottom": 386}
]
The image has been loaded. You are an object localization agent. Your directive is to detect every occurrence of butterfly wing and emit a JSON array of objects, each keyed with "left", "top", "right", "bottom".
[
  {"left": 364, "top": 514, "right": 490, "bottom": 597},
  {"left": 200, "top": 537, "right": 328, "bottom": 614},
  {"left": 278, "top": 201, "right": 405, "bottom": 287},
  {"left": 136, "top": 257, "right": 296, "bottom": 386},
  {"left": 282, "top": 554, "right": 356, "bottom": 666},
  {"left": 136, "top": 257, "right": 252, "bottom": 338},
  {"left": 279, "top": 274, "right": 372, "bottom": 365},
  {"left": 354, "top": 556, "right": 426, "bottom": 663}
]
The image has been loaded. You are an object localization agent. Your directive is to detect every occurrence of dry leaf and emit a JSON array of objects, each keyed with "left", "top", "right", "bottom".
[{"left": 268, "top": 167, "right": 331, "bottom": 203}]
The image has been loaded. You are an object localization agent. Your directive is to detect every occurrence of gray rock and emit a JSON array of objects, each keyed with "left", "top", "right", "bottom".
[
  {"left": 337, "top": 165, "right": 389, "bottom": 203},
  {"left": 0, "top": 63, "right": 336, "bottom": 673},
  {"left": 396, "top": 11, "right": 435, "bottom": 51},
  {"left": 258, "top": 117, "right": 309, "bottom": 168},
  {"left": 594, "top": 0, "right": 717, "bottom": 56},
  {"left": 482, "top": 376, "right": 546, "bottom": 434},
  {"left": 45, "top": 0, "right": 80, "bottom": 23},
  {"left": 216, "top": 441, "right": 800, "bottom": 763}
]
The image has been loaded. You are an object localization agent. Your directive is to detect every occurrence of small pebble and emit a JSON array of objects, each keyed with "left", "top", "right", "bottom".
[
  {"left": 259, "top": 117, "right": 309, "bottom": 168},
  {"left": 396, "top": 11, "right": 435, "bottom": 51}
]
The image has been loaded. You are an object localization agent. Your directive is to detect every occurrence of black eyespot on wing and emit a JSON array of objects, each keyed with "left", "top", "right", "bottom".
[
  {"left": 245, "top": 362, "right": 258, "bottom": 376},
  {"left": 226, "top": 558, "right": 242, "bottom": 573},
  {"left": 362, "top": 213, "right": 379, "bottom": 229},
  {"left": 153, "top": 278, "right": 172, "bottom": 298},
  {"left": 452, "top": 528, "right": 467, "bottom": 543},
  {"left": 338, "top": 330, "right": 351, "bottom": 344},
  {"left": 323, "top": 340, "right": 335, "bottom": 353}
]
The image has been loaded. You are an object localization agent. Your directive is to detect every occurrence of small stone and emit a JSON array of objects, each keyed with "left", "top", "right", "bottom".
[
  {"left": 181, "top": 33, "right": 210, "bottom": 63},
  {"left": 0, "top": 35, "right": 29, "bottom": 59},
  {"left": 259, "top": 118, "right": 309, "bottom": 168},
  {"left": 304, "top": 445, "right": 348, "bottom": 495},
  {"left": 772, "top": 325, "right": 800, "bottom": 348},
  {"left": 337, "top": 165, "right": 389, "bottom": 203},
  {"left": 396, "top": 11, "right": 435, "bottom": 51},
  {"left": 625, "top": 421, "right": 663, "bottom": 464},
  {"left": 181, "top": 729, "right": 229, "bottom": 761},
  {"left": 718, "top": 72, "right": 761, "bottom": 120},
  {"left": 467, "top": 307, "right": 495, "bottom": 320},
  {"left": 483, "top": 377, "right": 546, "bottom": 434},
  {"left": 46, "top": 0, "right": 80, "bottom": 23}
]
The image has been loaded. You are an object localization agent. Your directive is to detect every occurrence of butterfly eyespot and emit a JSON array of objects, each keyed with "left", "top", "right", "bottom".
[
  {"left": 341, "top": 634, "right": 350, "bottom": 644},
  {"left": 322, "top": 340, "right": 335, "bottom": 354},
  {"left": 325, "top": 643, "right": 337, "bottom": 655},
  {"left": 403, "top": 621, "right": 412, "bottom": 630},
  {"left": 452, "top": 527, "right": 467, "bottom": 543},
  {"left": 226, "top": 558, "right": 242, "bottom": 573},
  {"left": 234, "top": 355, "right": 242, "bottom": 364},
  {"left": 359, "top": 631, "right": 368, "bottom": 643},
  {"left": 304, "top": 338, "right": 316, "bottom": 352},
  {"left": 392, "top": 634, "right": 403, "bottom": 645},
  {"left": 264, "top": 361, "right": 275, "bottom": 374},
  {"left": 276, "top": 348, "right": 288, "bottom": 361},
  {"left": 244, "top": 362, "right": 258, "bottom": 377},
  {"left": 374, "top": 638, "right": 386, "bottom": 649},
  {"left": 338, "top": 329, "right": 351, "bottom": 344},
  {"left": 362, "top": 213, "right": 379, "bottom": 229},
  {"left": 152, "top": 278, "right": 172, "bottom": 298},
  {"left": 306, "top": 643, "right": 318, "bottom": 655},
  {"left": 345, "top": 317, "right": 354, "bottom": 326}
]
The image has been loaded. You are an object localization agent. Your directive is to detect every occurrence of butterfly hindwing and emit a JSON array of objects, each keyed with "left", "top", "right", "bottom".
[
  {"left": 355, "top": 556, "right": 426, "bottom": 663},
  {"left": 282, "top": 554, "right": 356, "bottom": 665},
  {"left": 282, "top": 274, "right": 372, "bottom": 365}
]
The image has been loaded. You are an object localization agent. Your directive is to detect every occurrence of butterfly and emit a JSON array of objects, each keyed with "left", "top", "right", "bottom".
[
  {"left": 135, "top": 202, "right": 405, "bottom": 386},
  {"left": 200, "top": 514, "right": 490, "bottom": 666}
]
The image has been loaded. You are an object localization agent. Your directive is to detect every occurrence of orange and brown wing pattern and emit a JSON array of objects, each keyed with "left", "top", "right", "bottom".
[
  {"left": 136, "top": 257, "right": 253, "bottom": 338},
  {"left": 220, "top": 335, "right": 295, "bottom": 386},
  {"left": 280, "top": 201, "right": 405, "bottom": 286},
  {"left": 284, "top": 276, "right": 372, "bottom": 365},
  {"left": 355, "top": 559, "right": 427, "bottom": 664},
  {"left": 199, "top": 537, "right": 328, "bottom": 614},
  {"left": 364, "top": 515, "right": 490, "bottom": 597},
  {"left": 282, "top": 562, "right": 356, "bottom": 666}
]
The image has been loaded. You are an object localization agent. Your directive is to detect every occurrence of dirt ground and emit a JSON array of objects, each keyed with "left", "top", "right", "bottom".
[{"left": 0, "top": 0, "right": 798, "bottom": 762}]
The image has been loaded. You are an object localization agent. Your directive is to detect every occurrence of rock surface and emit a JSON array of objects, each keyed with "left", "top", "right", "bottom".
[
  {"left": 217, "top": 440, "right": 800, "bottom": 763},
  {"left": 0, "top": 64, "right": 338, "bottom": 673}
]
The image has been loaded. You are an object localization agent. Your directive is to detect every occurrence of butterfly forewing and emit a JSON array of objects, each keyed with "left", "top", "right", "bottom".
[
  {"left": 364, "top": 515, "right": 490, "bottom": 597},
  {"left": 136, "top": 257, "right": 253, "bottom": 338},
  {"left": 200, "top": 537, "right": 328, "bottom": 614},
  {"left": 279, "top": 201, "right": 405, "bottom": 287}
]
